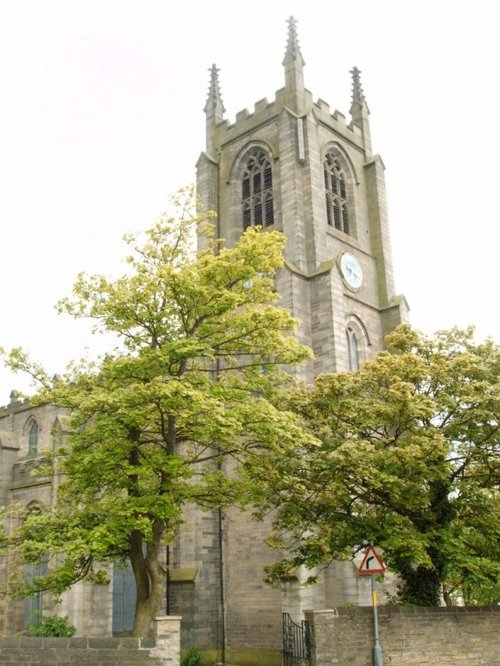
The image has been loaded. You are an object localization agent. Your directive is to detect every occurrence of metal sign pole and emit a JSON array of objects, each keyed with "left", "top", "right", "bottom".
[
  {"left": 357, "top": 544, "right": 385, "bottom": 666},
  {"left": 371, "top": 573, "right": 383, "bottom": 666}
]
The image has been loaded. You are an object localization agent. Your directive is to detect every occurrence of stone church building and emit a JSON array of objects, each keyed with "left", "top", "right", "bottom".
[{"left": 0, "top": 18, "right": 407, "bottom": 665}]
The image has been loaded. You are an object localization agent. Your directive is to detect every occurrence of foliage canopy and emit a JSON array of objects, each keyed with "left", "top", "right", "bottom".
[
  {"left": 1, "top": 188, "right": 311, "bottom": 634},
  {"left": 258, "top": 325, "right": 500, "bottom": 606}
]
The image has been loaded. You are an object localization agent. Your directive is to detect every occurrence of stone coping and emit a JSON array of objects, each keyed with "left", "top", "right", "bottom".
[
  {"left": 0, "top": 636, "right": 157, "bottom": 648},
  {"left": 306, "top": 605, "right": 500, "bottom": 615}
]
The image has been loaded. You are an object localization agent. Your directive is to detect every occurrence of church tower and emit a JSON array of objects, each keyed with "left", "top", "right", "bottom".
[
  {"left": 197, "top": 17, "right": 408, "bottom": 387},
  {"left": 172, "top": 17, "right": 409, "bottom": 663}
]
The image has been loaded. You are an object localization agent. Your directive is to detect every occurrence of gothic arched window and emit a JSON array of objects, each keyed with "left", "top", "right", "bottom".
[
  {"left": 324, "top": 153, "right": 350, "bottom": 234},
  {"left": 28, "top": 420, "right": 39, "bottom": 456},
  {"left": 23, "top": 504, "right": 47, "bottom": 627},
  {"left": 346, "top": 328, "right": 360, "bottom": 371},
  {"left": 242, "top": 149, "right": 274, "bottom": 230}
]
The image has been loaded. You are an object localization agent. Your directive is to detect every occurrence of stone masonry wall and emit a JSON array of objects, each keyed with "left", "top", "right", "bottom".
[
  {"left": 305, "top": 606, "right": 500, "bottom": 666},
  {"left": 0, "top": 637, "right": 167, "bottom": 666},
  {"left": 0, "top": 616, "right": 181, "bottom": 666}
]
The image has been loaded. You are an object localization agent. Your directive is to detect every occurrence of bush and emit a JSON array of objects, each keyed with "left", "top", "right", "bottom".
[
  {"left": 26, "top": 613, "right": 77, "bottom": 637},
  {"left": 180, "top": 646, "right": 202, "bottom": 666}
]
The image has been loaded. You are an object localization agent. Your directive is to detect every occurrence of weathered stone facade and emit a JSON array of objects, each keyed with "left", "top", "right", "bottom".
[
  {"left": 0, "top": 394, "right": 114, "bottom": 637},
  {"left": 176, "top": 16, "right": 407, "bottom": 659},
  {"left": 0, "top": 17, "right": 408, "bottom": 663}
]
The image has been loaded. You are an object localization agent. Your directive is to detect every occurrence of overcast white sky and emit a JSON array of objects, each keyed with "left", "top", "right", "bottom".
[{"left": 1, "top": 0, "right": 498, "bottom": 401}]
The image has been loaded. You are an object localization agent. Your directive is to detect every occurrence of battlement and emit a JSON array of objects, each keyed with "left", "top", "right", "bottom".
[
  {"left": 0, "top": 393, "right": 29, "bottom": 415},
  {"left": 214, "top": 85, "right": 363, "bottom": 150},
  {"left": 215, "top": 90, "right": 283, "bottom": 146},
  {"left": 313, "top": 96, "right": 363, "bottom": 144}
]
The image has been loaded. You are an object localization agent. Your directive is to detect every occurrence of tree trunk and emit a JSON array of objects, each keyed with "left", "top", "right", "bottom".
[
  {"left": 130, "top": 523, "right": 167, "bottom": 637},
  {"left": 396, "top": 479, "right": 452, "bottom": 606},
  {"left": 442, "top": 587, "right": 454, "bottom": 607},
  {"left": 132, "top": 576, "right": 164, "bottom": 637},
  {"left": 397, "top": 562, "right": 443, "bottom": 606}
]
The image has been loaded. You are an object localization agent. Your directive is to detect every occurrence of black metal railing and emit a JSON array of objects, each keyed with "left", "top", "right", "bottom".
[{"left": 282, "top": 612, "right": 311, "bottom": 666}]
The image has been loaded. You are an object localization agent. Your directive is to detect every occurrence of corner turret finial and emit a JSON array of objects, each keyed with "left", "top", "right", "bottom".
[
  {"left": 349, "top": 66, "right": 372, "bottom": 155},
  {"left": 282, "top": 17, "right": 306, "bottom": 113},
  {"left": 204, "top": 64, "right": 225, "bottom": 119},
  {"left": 282, "top": 16, "right": 305, "bottom": 67},
  {"left": 204, "top": 64, "right": 225, "bottom": 156},
  {"left": 350, "top": 66, "right": 370, "bottom": 117},
  {"left": 350, "top": 67, "right": 365, "bottom": 106}
]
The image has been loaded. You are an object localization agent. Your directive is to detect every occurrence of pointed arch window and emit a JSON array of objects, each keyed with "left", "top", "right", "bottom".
[
  {"left": 242, "top": 149, "right": 274, "bottom": 230},
  {"left": 24, "top": 556, "right": 48, "bottom": 626},
  {"left": 28, "top": 420, "right": 39, "bottom": 456},
  {"left": 346, "top": 328, "right": 360, "bottom": 371},
  {"left": 23, "top": 504, "right": 47, "bottom": 627},
  {"left": 113, "top": 560, "right": 136, "bottom": 633},
  {"left": 324, "top": 153, "right": 350, "bottom": 234}
]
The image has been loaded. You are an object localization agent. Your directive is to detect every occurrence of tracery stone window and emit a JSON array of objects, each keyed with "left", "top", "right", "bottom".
[
  {"left": 324, "top": 153, "right": 350, "bottom": 234},
  {"left": 23, "top": 558, "right": 47, "bottom": 626},
  {"left": 242, "top": 149, "right": 274, "bottom": 230},
  {"left": 346, "top": 327, "right": 360, "bottom": 371},
  {"left": 28, "top": 420, "right": 39, "bottom": 456},
  {"left": 23, "top": 504, "right": 47, "bottom": 627}
]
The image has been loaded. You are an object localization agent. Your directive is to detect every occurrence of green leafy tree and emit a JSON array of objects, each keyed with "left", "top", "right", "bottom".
[
  {"left": 1, "top": 188, "right": 311, "bottom": 635},
  {"left": 258, "top": 325, "right": 499, "bottom": 606}
]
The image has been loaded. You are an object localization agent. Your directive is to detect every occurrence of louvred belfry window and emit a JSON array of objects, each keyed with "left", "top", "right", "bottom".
[
  {"left": 324, "top": 153, "right": 350, "bottom": 234},
  {"left": 242, "top": 149, "right": 274, "bottom": 229}
]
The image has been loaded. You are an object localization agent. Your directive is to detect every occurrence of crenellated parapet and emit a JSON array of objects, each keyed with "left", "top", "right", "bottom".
[
  {"left": 312, "top": 97, "right": 365, "bottom": 149},
  {"left": 210, "top": 89, "right": 366, "bottom": 157},
  {"left": 203, "top": 17, "right": 371, "bottom": 159}
]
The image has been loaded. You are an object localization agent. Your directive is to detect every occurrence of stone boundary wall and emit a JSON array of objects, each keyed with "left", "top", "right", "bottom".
[
  {"left": 305, "top": 606, "right": 500, "bottom": 666},
  {"left": 0, "top": 615, "right": 181, "bottom": 666},
  {"left": 0, "top": 636, "right": 162, "bottom": 665}
]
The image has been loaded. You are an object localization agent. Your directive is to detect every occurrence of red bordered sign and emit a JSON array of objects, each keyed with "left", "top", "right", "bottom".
[{"left": 357, "top": 546, "right": 386, "bottom": 575}]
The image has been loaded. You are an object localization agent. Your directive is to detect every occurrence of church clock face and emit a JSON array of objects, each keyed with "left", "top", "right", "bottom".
[{"left": 340, "top": 253, "right": 363, "bottom": 289}]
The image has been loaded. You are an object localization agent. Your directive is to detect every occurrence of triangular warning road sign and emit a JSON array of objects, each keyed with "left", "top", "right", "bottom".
[{"left": 357, "top": 546, "right": 386, "bottom": 575}]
